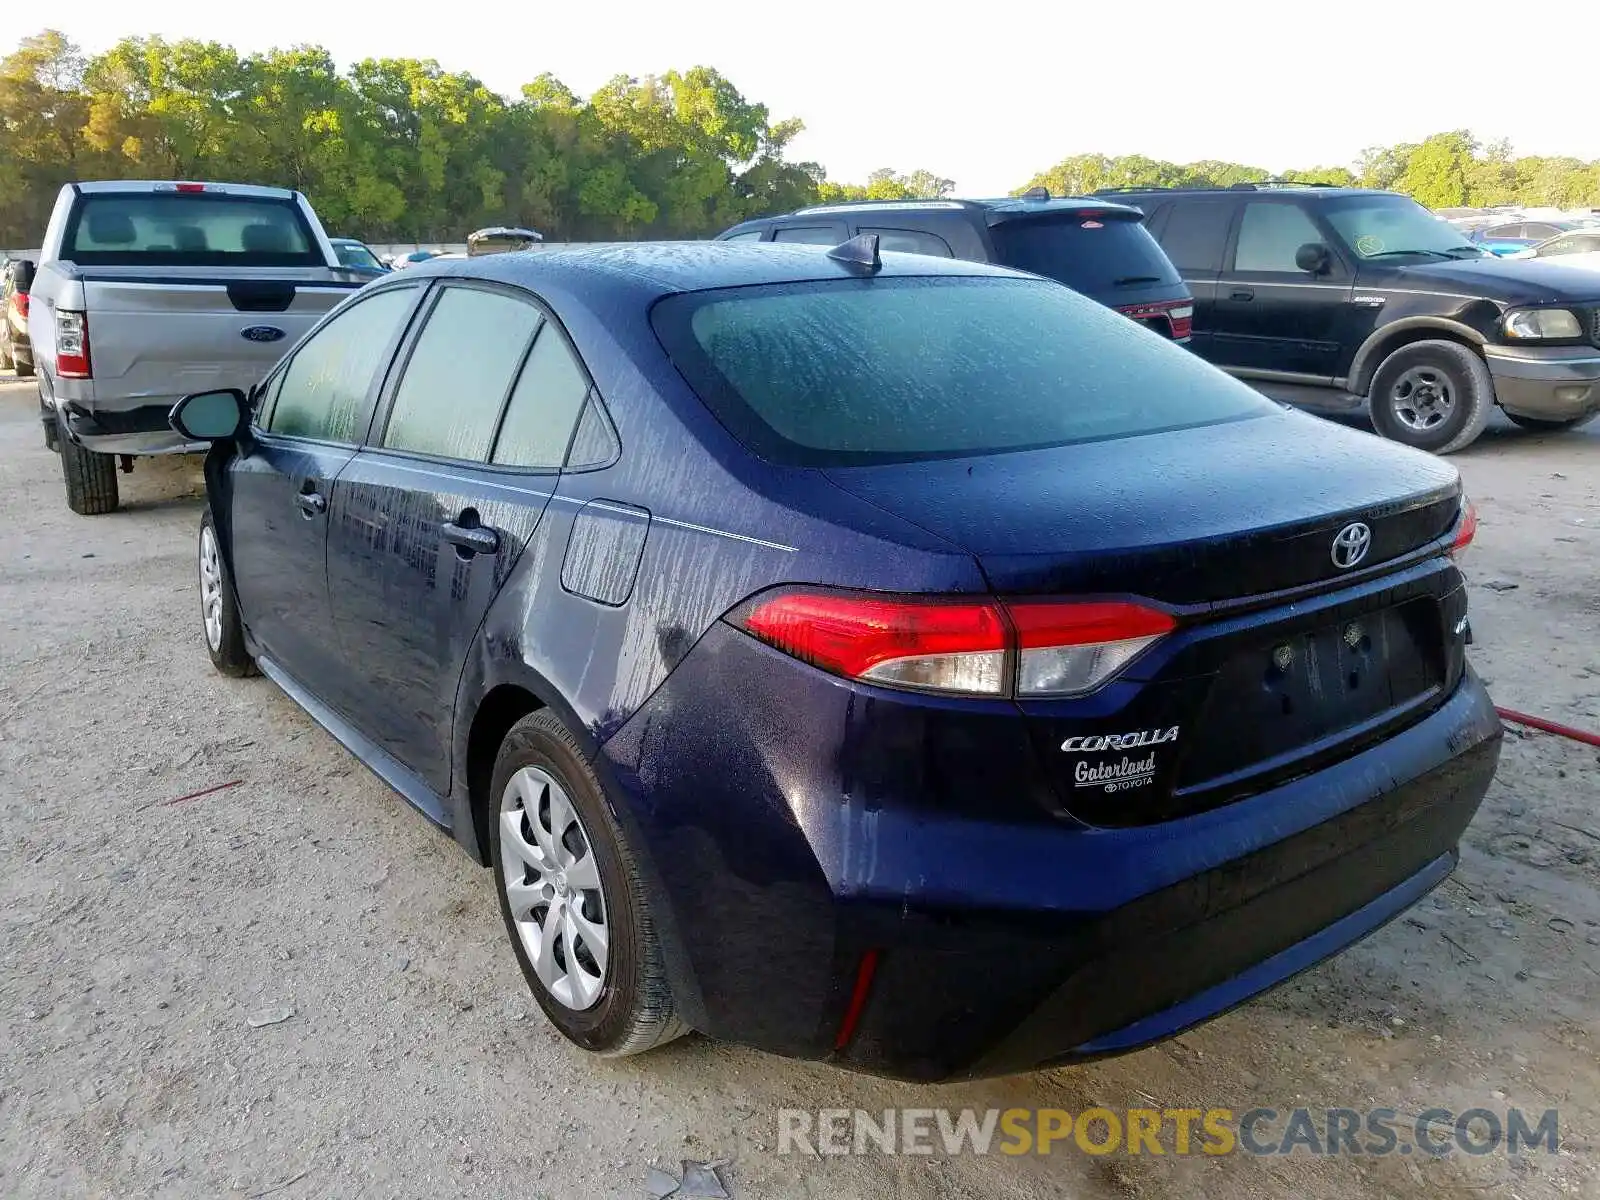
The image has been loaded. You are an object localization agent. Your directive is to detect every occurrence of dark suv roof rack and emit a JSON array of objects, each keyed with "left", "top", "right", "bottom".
[{"left": 1093, "top": 181, "right": 1345, "bottom": 195}]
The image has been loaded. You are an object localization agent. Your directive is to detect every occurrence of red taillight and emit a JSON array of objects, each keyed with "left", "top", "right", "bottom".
[
  {"left": 56, "top": 309, "right": 91, "bottom": 378},
  {"left": 1449, "top": 498, "right": 1477, "bottom": 559},
  {"left": 11, "top": 292, "right": 28, "bottom": 319},
  {"left": 175, "top": 182, "right": 206, "bottom": 193},
  {"left": 741, "top": 591, "right": 1008, "bottom": 695},
  {"left": 735, "top": 589, "right": 1175, "bottom": 698},
  {"left": 1168, "top": 304, "right": 1194, "bottom": 340},
  {"left": 1117, "top": 299, "right": 1193, "bottom": 342}
]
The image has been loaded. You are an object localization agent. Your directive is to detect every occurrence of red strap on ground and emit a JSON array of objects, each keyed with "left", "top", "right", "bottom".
[{"left": 1495, "top": 707, "right": 1600, "bottom": 749}]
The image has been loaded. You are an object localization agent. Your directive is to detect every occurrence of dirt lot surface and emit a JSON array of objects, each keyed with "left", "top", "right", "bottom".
[{"left": 1, "top": 377, "right": 1596, "bottom": 1200}]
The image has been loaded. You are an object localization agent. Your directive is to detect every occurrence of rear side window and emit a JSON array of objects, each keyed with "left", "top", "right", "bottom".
[
  {"left": 988, "top": 215, "right": 1181, "bottom": 293},
  {"left": 1483, "top": 223, "right": 1523, "bottom": 240},
  {"left": 382, "top": 287, "right": 541, "bottom": 461},
  {"left": 267, "top": 288, "right": 418, "bottom": 442},
  {"left": 772, "top": 225, "right": 846, "bottom": 245},
  {"left": 1233, "top": 203, "right": 1324, "bottom": 272},
  {"left": 492, "top": 326, "right": 590, "bottom": 469},
  {"left": 721, "top": 230, "right": 765, "bottom": 242},
  {"left": 1155, "top": 201, "right": 1233, "bottom": 272},
  {"left": 63, "top": 193, "right": 321, "bottom": 267},
  {"left": 859, "top": 228, "right": 953, "bottom": 257},
  {"left": 1523, "top": 223, "right": 1561, "bottom": 240},
  {"left": 654, "top": 276, "right": 1271, "bottom": 467}
]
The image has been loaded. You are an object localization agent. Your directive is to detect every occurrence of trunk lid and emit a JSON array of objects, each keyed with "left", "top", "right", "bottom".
[{"left": 822, "top": 408, "right": 1460, "bottom": 605}]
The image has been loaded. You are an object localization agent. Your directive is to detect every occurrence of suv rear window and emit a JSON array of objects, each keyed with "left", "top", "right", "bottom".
[
  {"left": 988, "top": 214, "right": 1181, "bottom": 293},
  {"left": 653, "top": 276, "right": 1270, "bottom": 466},
  {"left": 63, "top": 193, "right": 321, "bottom": 267}
]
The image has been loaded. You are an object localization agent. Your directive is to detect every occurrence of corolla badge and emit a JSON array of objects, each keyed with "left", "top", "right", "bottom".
[
  {"left": 240, "top": 325, "right": 286, "bottom": 343},
  {"left": 1330, "top": 522, "right": 1372, "bottom": 569}
]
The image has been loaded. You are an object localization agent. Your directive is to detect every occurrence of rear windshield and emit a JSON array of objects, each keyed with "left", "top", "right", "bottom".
[
  {"left": 334, "top": 241, "right": 383, "bottom": 270},
  {"left": 989, "top": 214, "right": 1181, "bottom": 293},
  {"left": 63, "top": 193, "right": 321, "bottom": 267},
  {"left": 653, "top": 275, "right": 1271, "bottom": 466}
]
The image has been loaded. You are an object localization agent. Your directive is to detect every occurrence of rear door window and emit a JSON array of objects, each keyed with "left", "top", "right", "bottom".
[
  {"left": 772, "top": 224, "right": 848, "bottom": 245},
  {"left": 1483, "top": 223, "right": 1523, "bottom": 240},
  {"left": 988, "top": 215, "right": 1181, "bottom": 292},
  {"left": 265, "top": 288, "right": 419, "bottom": 442},
  {"left": 1232, "top": 202, "right": 1325, "bottom": 273},
  {"left": 64, "top": 192, "right": 322, "bottom": 267},
  {"left": 720, "top": 230, "right": 766, "bottom": 242},
  {"left": 1523, "top": 223, "right": 1561, "bottom": 241},
  {"left": 1154, "top": 201, "right": 1234, "bottom": 273},
  {"left": 858, "top": 228, "right": 954, "bottom": 257},
  {"left": 381, "top": 286, "right": 542, "bottom": 461}
]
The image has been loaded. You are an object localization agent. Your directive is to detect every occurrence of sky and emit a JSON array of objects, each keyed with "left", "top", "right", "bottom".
[{"left": 35, "top": 0, "right": 1600, "bottom": 194}]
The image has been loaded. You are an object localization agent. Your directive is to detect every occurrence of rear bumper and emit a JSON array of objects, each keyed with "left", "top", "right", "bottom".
[
  {"left": 48, "top": 385, "right": 202, "bottom": 455},
  {"left": 1484, "top": 345, "right": 1600, "bottom": 420},
  {"left": 600, "top": 623, "right": 1502, "bottom": 1081}
]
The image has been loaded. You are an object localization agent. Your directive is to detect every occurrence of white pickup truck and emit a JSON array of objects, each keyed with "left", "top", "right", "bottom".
[{"left": 29, "top": 181, "right": 366, "bottom": 514}]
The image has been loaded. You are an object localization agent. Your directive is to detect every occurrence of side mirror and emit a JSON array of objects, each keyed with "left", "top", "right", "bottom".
[
  {"left": 170, "top": 388, "right": 249, "bottom": 442},
  {"left": 1295, "top": 242, "right": 1333, "bottom": 275}
]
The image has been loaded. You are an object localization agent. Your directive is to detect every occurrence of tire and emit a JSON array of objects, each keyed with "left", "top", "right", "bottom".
[
  {"left": 199, "top": 507, "right": 255, "bottom": 677},
  {"left": 1367, "top": 340, "right": 1493, "bottom": 455},
  {"left": 59, "top": 425, "right": 120, "bottom": 515},
  {"left": 490, "top": 710, "right": 687, "bottom": 1057},
  {"left": 1504, "top": 411, "right": 1598, "bottom": 433},
  {"left": 42, "top": 417, "right": 58, "bottom": 453}
]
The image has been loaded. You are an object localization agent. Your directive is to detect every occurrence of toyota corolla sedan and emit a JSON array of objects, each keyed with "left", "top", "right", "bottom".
[{"left": 172, "top": 240, "right": 1501, "bottom": 1081}]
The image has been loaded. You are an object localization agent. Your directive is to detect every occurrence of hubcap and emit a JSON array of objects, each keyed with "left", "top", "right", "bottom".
[
  {"left": 1390, "top": 365, "right": 1456, "bottom": 432},
  {"left": 199, "top": 525, "right": 224, "bottom": 652},
  {"left": 498, "top": 766, "right": 609, "bottom": 1011}
]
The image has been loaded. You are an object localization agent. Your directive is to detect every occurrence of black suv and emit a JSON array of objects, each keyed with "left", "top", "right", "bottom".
[
  {"left": 1103, "top": 184, "right": 1600, "bottom": 453},
  {"left": 717, "top": 194, "right": 1194, "bottom": 343}
]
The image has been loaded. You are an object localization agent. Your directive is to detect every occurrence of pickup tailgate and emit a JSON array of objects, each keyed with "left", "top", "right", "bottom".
[{"left": 79, "top": 267, "right": 360, "bottom": 399}]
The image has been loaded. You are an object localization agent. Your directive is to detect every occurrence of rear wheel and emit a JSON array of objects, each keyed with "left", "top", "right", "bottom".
[
  {"left": 59, "top": 424, "right": 119, "bottom": 515},
  {"left": 1368, "top": 340, "right": 1493, "bottom": 454},
  {"left": 490, "top": 710, "right": 686, "bottom": 1057},
  {"left": 1505, "top": 411, "right": 1598, "bottom": 432}
]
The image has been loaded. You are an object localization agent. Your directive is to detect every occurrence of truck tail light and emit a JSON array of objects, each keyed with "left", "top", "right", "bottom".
[
  {"left": 734, "top": 590, "right": 1175, "bottom": 698},
  {"left": 56, "top": 309, "right": 91, "bottom": 378},
  {"left": 1448, "top": 497, "right": 1477, "bottom": 560}
]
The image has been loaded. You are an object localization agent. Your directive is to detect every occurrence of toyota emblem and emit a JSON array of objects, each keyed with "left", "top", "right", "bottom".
[{"left": 1331, "top": 522, "right": 1372, "bottom": 569}]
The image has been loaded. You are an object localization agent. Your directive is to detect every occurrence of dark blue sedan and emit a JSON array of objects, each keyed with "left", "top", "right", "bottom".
[{"left": 171, "top": 240, "right": 1501, "bottom": 1081}]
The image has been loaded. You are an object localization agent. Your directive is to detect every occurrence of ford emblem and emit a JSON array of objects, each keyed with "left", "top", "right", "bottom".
[{"left": 241, "top": 325, "right": 286, "bottom": 343}]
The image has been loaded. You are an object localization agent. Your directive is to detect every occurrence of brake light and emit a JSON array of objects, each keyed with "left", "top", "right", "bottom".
[
  {"left": 1007, "top": 600, "right": 1177, "bottom": 697},
  {"left": 735, "top": 590, "right": 1175, "bottom": 698},
  {"left": 11, "top": 292, "right": 28, "bottom": 319},
  {"left": 1448, "top": 497, "right": 1477, "bottom": 560},
  {"left": 56, "top": 309, "right": 91, "bottom": 378},
  {"left": 740, "top": 592, "right": 1009, "bottom": 695},
  {"left": 1169, "top": 304, "right": 1194, "bottom": 340},
  {"left": 175, "top": 182, "right": 206, "bottom": 193}
]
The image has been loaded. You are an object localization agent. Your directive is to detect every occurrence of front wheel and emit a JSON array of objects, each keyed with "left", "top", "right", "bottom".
[
  {"left": 490, "top": 710, "right": 687, "bottom": 1057},
  {"left": 199, "top": 508, "right": 255, "bottom": 676},
  {"left": 1368, "top": 340, "right": 1493, "bottom": 455},
  {"left": 1505, "top": 411, "right": 1598, "bottom": 433}
]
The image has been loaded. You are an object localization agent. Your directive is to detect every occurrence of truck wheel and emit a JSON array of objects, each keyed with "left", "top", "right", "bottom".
[
  {"left": 1504, "top": 411, "right": 1598, "bottom": 433},
  {"left": 1368, "top": 340, "right": 1493, "bottom": 455},
  {"left": 60, "top": 427, "right": 120, "bottom": 515}
]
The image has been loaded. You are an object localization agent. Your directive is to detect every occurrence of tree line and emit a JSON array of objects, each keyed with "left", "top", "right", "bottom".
[
  {"left": 1023, "top": 131, "right": 1600, "bottom": 210},
  {"left": 4, "top": 30, "right": 1598, "bottom": 251}
]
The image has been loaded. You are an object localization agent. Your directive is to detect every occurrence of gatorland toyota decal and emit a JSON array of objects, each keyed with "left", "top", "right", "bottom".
[{"left": 1075, "top": 753, "right": 1157, "bottom": 792}]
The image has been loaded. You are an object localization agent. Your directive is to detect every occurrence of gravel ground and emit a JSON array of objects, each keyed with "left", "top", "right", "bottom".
[{"left": 1, "top": 377, "right": 1596, "bottom": 1200}]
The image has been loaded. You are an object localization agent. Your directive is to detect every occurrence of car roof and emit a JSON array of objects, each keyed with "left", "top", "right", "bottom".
[
  {"left": 402, "top": 240, "right": 1025, "bottom": 302},
  {"left": 1091, "top": 185, "right": 1393, "bottom": 201},
  {"left": 788, "top": 196, "right": 1143, "bottom": 219}
]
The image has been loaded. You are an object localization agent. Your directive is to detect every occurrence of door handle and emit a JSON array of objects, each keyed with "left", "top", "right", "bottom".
[
  {"left": 1229, "top": 288, "right": 1255, "bottom": 301},
  {"left": 295, "top": 490, "right": 327, "bottom": 517},
  {"left": 442, "top": 521, "right": 499, "bottom": 556}
]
